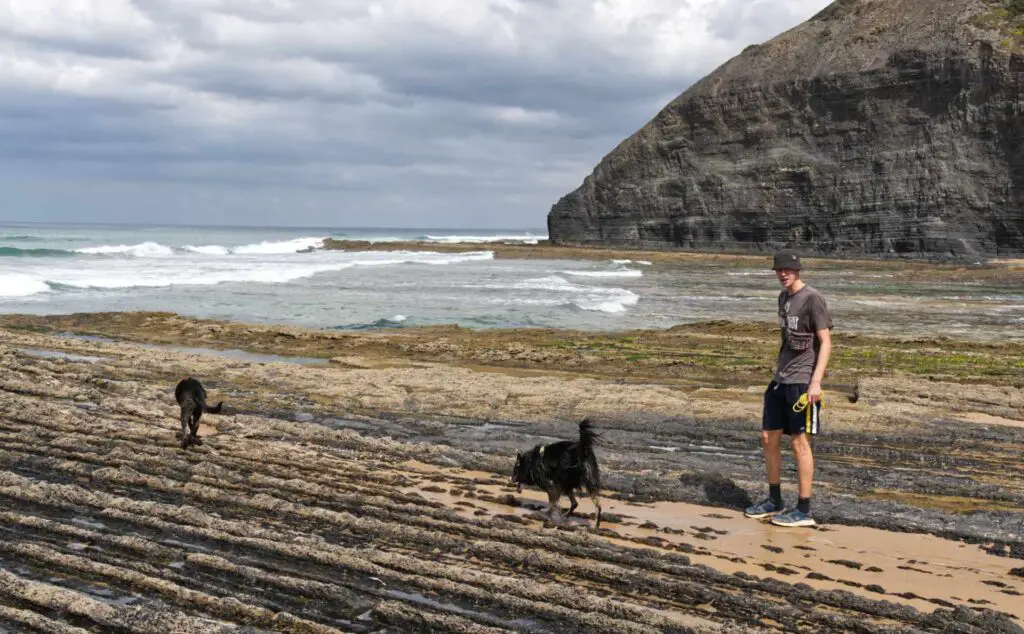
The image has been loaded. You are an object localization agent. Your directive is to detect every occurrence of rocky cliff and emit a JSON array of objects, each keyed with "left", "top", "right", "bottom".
[{"left": 548, "top": 0, "right": 1024, "bottom": 258}]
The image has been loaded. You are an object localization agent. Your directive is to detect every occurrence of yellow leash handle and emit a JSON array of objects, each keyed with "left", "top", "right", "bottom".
[
  {"left": 793, "top": 391, "right": 824, "bottom": 434},
  {"left": 792, "top": 391, "right": 825, "bottom": 412}
]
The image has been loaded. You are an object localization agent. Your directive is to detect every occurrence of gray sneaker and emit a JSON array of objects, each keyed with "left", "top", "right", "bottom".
[
  {"left": 744, "top": 498, "right": 782, "bottom": 519},
  {"left": 771, "top": 508, "right": 816, "bottom": 527}
]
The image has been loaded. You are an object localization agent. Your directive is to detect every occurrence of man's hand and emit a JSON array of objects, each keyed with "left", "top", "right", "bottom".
[{"left": 807, "top": 379, "right": 822, "bottom": 404}]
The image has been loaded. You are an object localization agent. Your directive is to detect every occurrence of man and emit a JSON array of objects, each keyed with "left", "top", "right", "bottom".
[{"left": 744, "top": 250, "right": 833, "bottom": 527}]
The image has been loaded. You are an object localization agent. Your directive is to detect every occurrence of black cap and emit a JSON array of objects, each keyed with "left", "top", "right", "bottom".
[{"left": 772, "top": 250, "right": 803, "bottom": 270}]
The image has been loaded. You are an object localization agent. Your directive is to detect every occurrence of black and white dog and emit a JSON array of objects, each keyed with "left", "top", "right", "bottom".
[
  {"left": 510, "top": 418, "right": 602, "bottom": 528},
  {"left": 174, "top": 377, "right": 223, "bottom": 449}
]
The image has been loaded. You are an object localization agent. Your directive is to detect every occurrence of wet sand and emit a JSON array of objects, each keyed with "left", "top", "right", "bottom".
[
  {"left": 0, "top": 313, "right": 1021, "bottom": 632},
  {"left": 402, "top": 461, "right": 1022, "bottom": 619}
]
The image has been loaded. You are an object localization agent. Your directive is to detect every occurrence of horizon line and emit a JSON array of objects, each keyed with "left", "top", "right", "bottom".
[{"left": 0, "top": 220, "right": 549, "bottom": 233}]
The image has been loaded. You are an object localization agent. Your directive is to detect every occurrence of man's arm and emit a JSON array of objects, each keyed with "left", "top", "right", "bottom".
[{"left": 808, "top": 327, "right": 831, "bottom": 403}]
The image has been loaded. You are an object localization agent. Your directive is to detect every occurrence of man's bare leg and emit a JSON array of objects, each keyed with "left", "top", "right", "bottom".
[
  {"left": 791, "top": 433, "right": 814, "bottom": 500},
  {"left": 745, "top": 429, "right": 786, "bottom": 518},
  {"left": 770, "top": 433, "right": 817, "bottom": 527},
  {"left": 763, "top": 430, "right": 783, "bottom": 488}
]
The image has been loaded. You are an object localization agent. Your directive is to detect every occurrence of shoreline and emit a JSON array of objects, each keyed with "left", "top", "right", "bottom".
[
  {"left": 321, "top": 238, "right": 1024, "bottom": 273},
  {"left": 0, "top": 310, "right": 1022, "bottom": 630}
]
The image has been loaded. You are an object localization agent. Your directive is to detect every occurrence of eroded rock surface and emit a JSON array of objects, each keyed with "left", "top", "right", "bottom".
[{"left": 0, "top": 322, "right": 1021, "bottom": 632}]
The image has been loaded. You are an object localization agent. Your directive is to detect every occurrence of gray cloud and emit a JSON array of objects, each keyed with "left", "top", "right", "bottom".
[{"left": 0, "top": 0, "right": 832, "bottom": 228}]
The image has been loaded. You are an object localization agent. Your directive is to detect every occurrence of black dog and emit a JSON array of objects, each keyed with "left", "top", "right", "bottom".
[
  {"left": 510, "top": 418, "right": 602, "bottom": 528},
  {"left": 174, "top": 377, "right": 223, "bottom": 449}
]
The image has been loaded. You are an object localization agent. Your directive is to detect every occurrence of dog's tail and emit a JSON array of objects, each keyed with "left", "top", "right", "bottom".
[
  {"left": 577, "top": 417, "right": 600, "bottom": 451},
  {"left": 203, "top": 400, "right": 224, "bottom": 415},
  {"left": 576, "top": 418, "right": 602, "bottom": 528},
  {"left": 575, "top": 418, "right": 601, "bottom": 493}
]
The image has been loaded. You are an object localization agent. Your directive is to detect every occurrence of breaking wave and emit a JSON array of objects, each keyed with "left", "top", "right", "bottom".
[
  {"left": 470, "top": 274, "right": 640, "bottom": 314},
  {"left": 0, "top": 251, "right": 493, "bottom": 299},
  {"left": 73, "top": 237, "right": 327, "bottom": 257}
]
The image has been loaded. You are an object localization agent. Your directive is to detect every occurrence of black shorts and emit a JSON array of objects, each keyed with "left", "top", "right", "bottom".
[{"left": 762, "top": 381, "right": 821, "bottom": 436}]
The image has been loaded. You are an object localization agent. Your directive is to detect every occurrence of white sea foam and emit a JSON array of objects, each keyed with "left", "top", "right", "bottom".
[
  {"left": 338, "top": 251, "right": 493, "bottom": 268},
  {"left": 50, "top": 262, "right": 356, "bottom": 290},
  {"left": 75, "top": 242, "right": 174, "bottom": 257},
  {"left": 0, "top": 249, "right": 494, "bottom": 298},
  {"left": 183, "top": 245, "right": 230, "bottom": 255},
  {"left": 472, "top": 274, "right": 639, "bottom": 314},
  {"left": 0, "top": 273, "right": 50, "bottom": 297},
  {"left": 422, "top": 234, "right": 543, "bottom": 244},
  {"left": 231, "top": 236, "right": 325, "bottom": 254},
  {"left": 572, "top": 290, "right": 639, "bottom": 313},
  {"left": 562, "top": 269, "right": 643, "bottom": 278},
  {"left": 76, "top": 237, "right": 327, "bottom": 257}
]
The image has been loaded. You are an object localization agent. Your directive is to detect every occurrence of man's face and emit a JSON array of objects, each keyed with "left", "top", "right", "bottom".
[{"left": 775, "top": 268, "right": 799, "bottom": 288}]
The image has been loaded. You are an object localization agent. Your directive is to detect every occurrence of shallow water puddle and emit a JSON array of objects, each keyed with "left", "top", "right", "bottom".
[
  {"left": 0, "top": 559, "right": 143, "bottom": 609},
  {"left": 17, "top": 348, "right": 106, "bottom": 364},
  {"left": 69, "top": 516, "right": 107, "bottom": 531},
  {"left": 399, "top": 460, "right": 1024, "bottom": 622}
]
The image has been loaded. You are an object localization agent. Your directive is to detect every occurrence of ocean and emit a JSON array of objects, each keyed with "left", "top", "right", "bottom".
[{"left": 0, "top": 222, "right": 1021, "bottom": 340}]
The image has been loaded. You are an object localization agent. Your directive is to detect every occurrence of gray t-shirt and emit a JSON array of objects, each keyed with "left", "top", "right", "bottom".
[{"left": 774, "top": 284, "right": 833, "bottom": 384}]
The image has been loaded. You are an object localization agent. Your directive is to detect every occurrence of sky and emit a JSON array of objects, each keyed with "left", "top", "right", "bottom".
[{"left": 0, "top": 0, "right": 833, "bottom": 229}]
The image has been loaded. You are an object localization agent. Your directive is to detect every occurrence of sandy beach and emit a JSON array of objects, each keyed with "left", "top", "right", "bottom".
[{"left": 0, "top": 251, "right": 1022, "bottom": 633}]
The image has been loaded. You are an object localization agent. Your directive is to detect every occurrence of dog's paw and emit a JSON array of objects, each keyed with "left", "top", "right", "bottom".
[{"left": 544, "top": 512, "right": 567, "bottom": 528}]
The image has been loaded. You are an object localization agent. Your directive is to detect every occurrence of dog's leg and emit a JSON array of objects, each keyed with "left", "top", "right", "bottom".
[
  {"left": 546, "top": 489, "right": 564, "bottom": 525},
  {"left": 190, "top": 413, "right": 204, "bottom": 446},
  {"left": 590, "top": 492, "right": 602, "bottom": 530},
  {"left": 180, "top": 408, "right": 191, "bottom": 449},
  {"left": 567, "top": 491, "right": 578, "bottom": 517}
]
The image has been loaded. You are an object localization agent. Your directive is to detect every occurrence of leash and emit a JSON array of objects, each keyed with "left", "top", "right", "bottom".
[
  {"left": 792, "top": 391, "right": 825, "bottom": 413},
  {"left": 792, "top": 391, "right": 825, "bottom": 434}
]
